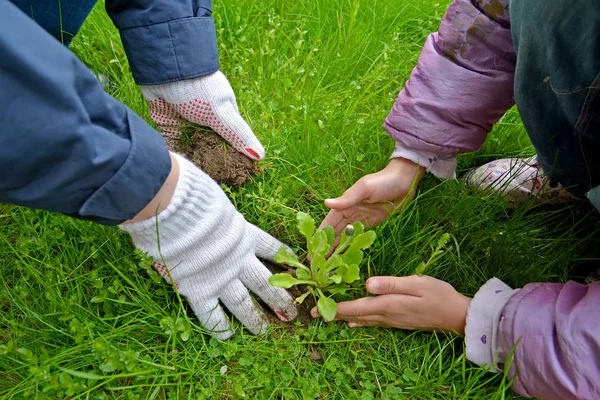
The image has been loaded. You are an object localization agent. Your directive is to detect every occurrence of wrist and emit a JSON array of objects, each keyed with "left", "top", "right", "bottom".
[
  {"left": 451, "top": 294, "right": 472, "bottom": 335},
  {"left": 124, "top": 153, "right": 180, "bottom": 224},
  {"left": 391, "top": 142, "right": 457, "bottom": 180},
  {"left": 388, "top": 157, "right": 426, "bottom": 183}
]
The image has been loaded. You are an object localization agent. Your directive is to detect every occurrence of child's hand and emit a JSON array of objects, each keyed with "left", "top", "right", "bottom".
[
  {"left": 319, "top": 158, "right": 425, "bottom": 234},
  {"left": 311, "top": 275, "right": 471, "bottom": 334}
]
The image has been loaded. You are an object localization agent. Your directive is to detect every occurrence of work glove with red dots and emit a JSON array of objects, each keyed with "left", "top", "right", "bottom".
[
  {"left": 121, "top": 154, "right": 297, "bottom": 339},
  {"left": 140, "top": 71, "right": 264, "bottom": 160}
]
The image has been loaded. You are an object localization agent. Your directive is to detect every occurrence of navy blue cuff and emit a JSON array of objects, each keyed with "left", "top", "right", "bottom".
[
  {"left": 79, "top": 110, "right": 172, "bottom": 225},
  {"left": 120, "top": 16, "right": 219, "bottom": 85}
]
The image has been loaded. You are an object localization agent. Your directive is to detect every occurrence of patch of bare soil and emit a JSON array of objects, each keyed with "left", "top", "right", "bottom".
[{"left": 176, "top": 130, "right": 262, "bottom": 186}]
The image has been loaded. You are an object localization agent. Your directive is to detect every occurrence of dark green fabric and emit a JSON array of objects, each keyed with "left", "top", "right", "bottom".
[{"left": 511, "top": 0, "right": 600, "bottom": 198}]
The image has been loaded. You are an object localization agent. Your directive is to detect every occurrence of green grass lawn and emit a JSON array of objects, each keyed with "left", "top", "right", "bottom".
[{"left": 1, "top": 0, "right": 599, "bottom": 398}]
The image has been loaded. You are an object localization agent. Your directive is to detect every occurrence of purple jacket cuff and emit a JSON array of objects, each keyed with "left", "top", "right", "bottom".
[
  {"left": 465, "top": 278, "right": 518, "bottom": 371},
  {"left": 391, "top": 142, "right": 457, "bottom": 179},
  {"left": 498, "top": 281, "right": 600, "bottom": 399}
]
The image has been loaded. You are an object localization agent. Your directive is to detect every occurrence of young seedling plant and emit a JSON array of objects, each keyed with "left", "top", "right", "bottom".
[
  {"left": 414, "top": 233, "right": 452, "bottom": 275},
  {"left": 269, "top": 212, "right": 376, "bottom": 322}
]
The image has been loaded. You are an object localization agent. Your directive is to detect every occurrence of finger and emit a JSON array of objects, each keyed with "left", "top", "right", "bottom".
[
  {"left": 241, "top": 259, "right": 298, "bottom": 322},
  {"left": 324, "top": 179, "right": 369, "bottom": 210},
  {"left": 206, "top": 71, "right": 263, "bottom": 159},
  {"left": 164, "top": 89, "right": 265, "bottom": 160},
  {"left": 146, "top": 98, "right": 184, "bottom": 152},
  {"left": 310, "top": 304, "right": 385, "bottom": 325},
  {"left": 247, "top": 224, "right": 293, "bottom": 261},
  {"left": 161, "top": 127, "right": 184, "bottom": 153},
  {"left": 366, "top": 276, "right": 430, "bottom": 296},
  {"left": 187, "top": 297, "right": 235, "bottom": 340},
  {"left": 318, "top": 209, "right": 351, "bottom": 233},
  {"left": 348, "top": 321, "right": 368, "bottom": 328},
  {"left": 213, "top": 103, "right": 265, "bottom": 160},
  {"left": 147, "top": 98, "right": 183, "bottom": 130},
  {"left": 312, "top": 297, "right": 387, "bottom": 320},
  {"left": 220, "top": 279, "right": 269, "bottom": 335},
  {"left": 347, "top": 318, "right": 387, "bottom": 327}
]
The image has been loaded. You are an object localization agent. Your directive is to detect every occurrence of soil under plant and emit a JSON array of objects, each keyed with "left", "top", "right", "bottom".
[
  {"left": 262, "top": 260, "right": 316, "bottom": 329},
  {"left": 176, "top": 130, "right": 262, "bottom": 186}
]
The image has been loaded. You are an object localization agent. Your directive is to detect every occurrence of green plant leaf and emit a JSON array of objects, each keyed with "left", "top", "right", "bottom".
[
  {"left": 296, "top": 267, "right": 311, "bottom": 280},
  {"left": 90, "top": 296, "right": 105, "bottom": 304},
  {"left": 402, "top": 367, "right": 419, "bottom": 382},
  {"left": 269, "top": 273, "right": 301, "bottom": 288},
  {"left": 329, "top": 275, "right": 342, "bottom": 284},
  {"left": 274, "top": 247, "right": 308, "bottom": 272},
  {"left": 415, "top": 261, "right": 427, "bottom": 276},
  {"left": 327, "top": 286, "right": 350, "bottom": 295},
  {"left": 352, "top": 222, "right": 365, "bottom": 236},
  {"left": 239, "top": 352, "right": 255, "bottom": 366},
  {"left": 326, "top": 254, "right": 344, "bottom": 272},
  {"left": 342, "top": 264, "right": 360, "bottom": 283},
  {"left": 58, "top": 367, "right": 103, "bottom": 381},
  {"left": 297, "top": 212, "right": 315, "bottom": 241},
  {"left": 335, "top": 264, "right": 348, "bottom": 277},
  {"left": 436, "top": 233, "right": 451, "bottom": 250},
  {"left": 322, "top": 226, "right": 335, "bottom": 247},
  {"left": 317, "top": 295, "right": 337, "bottom": 321},
  {"left": 334, "top": 222, "right": 366, "bottom": 256},
  {"left": 309, "top": 230, "right": 329, "bottom": 260},
  {"left": 347, "top": 231, "right": 376, "bottom": 252},
  {"left": 312, "top": 255, "right": 328, "bottom": 287},
  {"left": 294, "top": 291, "right": 311, "bottom": 305},
  {"left": 336, "top": 231, "right": 351, "bottom": 253},
  {"left": 342, "top": 249, "right": 363, "bottom": 266},
  {"left": 16, "top": 348, "right": 33, "bottom": 361},
  {"left": 274, "top": 247, "right": 299, "bottom": 265},
  {"left": 180, "top": 329, "right": 191, "bottom": 342}
]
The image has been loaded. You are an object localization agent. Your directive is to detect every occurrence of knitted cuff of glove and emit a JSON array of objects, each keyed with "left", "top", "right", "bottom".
[{"left": 119, "top": 153, "right": 216, "bottom": 245}]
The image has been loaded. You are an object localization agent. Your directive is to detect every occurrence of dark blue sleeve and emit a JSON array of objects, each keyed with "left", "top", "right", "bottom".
[
  {"left": 0, "top": 1, "right": 172, "bottom": 225},
  {"left": 105, "top": 0, "right": 219, "bottom": 85}
]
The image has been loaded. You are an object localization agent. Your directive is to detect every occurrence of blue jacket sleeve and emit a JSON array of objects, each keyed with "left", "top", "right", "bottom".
[
  {"left": 105, "top": 0, "right": 219, "bottom": 85},
  {"left": 0, "top": 1, "right": 171, "bottom": 225}
]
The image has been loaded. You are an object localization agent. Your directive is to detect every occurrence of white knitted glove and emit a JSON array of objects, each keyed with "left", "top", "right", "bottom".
[
  {"left": 141, "top": 72, "right": 264, "bottom": 160},
  {"left": 120, "top": 154, "right": 296, "bottom": 339}
]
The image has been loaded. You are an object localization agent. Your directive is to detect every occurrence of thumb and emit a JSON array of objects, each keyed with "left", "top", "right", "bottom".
[
  {"left": 324, "top": 180, "right": 368, "bottom": 210},
  {"left": 247, "top": 224, "right": 293, "bottom": 261}
]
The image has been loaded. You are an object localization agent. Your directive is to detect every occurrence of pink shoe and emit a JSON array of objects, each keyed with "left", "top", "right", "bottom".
[{"left": 463, "top": 156, "right": 580, "bottom": 205}]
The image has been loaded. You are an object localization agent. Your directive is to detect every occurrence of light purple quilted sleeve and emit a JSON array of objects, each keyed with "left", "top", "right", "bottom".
[
  {"left": 466, "top": 278, "right": 600, "bottom": 399},
  {"left": 384, "top": 0, "right": 516, "bottom": 155},
  {"left": 499, "top": 281, "right": 600, "bottom": 399}
]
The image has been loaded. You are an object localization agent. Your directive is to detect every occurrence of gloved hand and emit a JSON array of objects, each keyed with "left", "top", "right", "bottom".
[
  {"left": 120, "top": 154, "right": 296, "bottom": 339},
  {"left": 140, "top": 71, "right": 265, "bottom": 160}
]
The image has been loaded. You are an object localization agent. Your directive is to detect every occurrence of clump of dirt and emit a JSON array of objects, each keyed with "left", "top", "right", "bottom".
[
  {"left": 176, "top": 130, "right": 262, "bottom": 186},
  {"left": 262, "top": 260, "right": 316, "bottom": 329}
]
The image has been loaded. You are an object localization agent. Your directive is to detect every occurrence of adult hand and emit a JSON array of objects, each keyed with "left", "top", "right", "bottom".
[
  {"left": 141, "top": 71, "right": 264, "bottom": 160},
  {"left": 311, "top": 275, "right": 470, "bottom": 334},
  {"left": 121, "top": 154, "right": 296, "bottom": 339},
  {"left": 319, "top": 158, "right": 425, "bottom": 234}
]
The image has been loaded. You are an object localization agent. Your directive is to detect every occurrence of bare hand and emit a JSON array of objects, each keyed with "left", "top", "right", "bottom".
[
  {"left": 319, "top": 158, "right": 425, "bottom": 234},
  {"left": 311, "top": 275, "right": 471, "bottom": 334}
]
